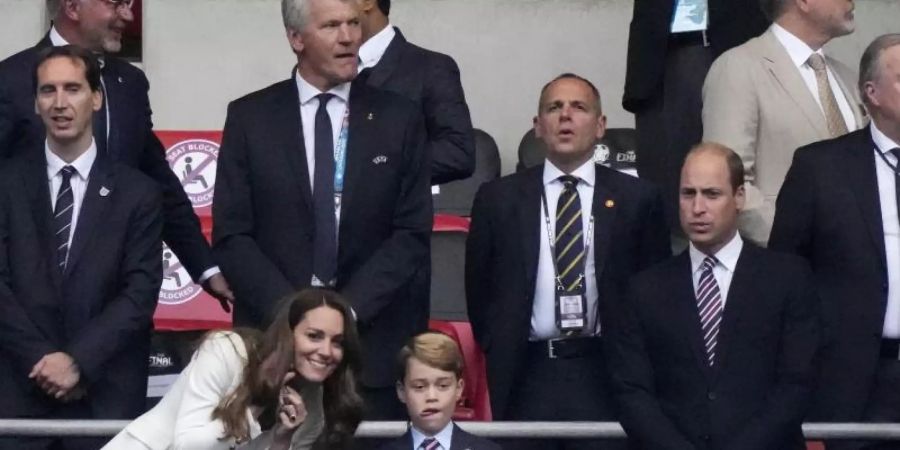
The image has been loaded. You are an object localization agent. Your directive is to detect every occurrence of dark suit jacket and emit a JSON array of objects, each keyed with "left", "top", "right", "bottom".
[
  {"left": 377, "top": 424, "right": 502, "bottom": 450},
  {"left": 622, "top": 0, "right": 768, "bottom": 112},
  {"left": 465, "top": 164, "right": 670, "bottom": 419},
  {"left": 610, "top": 244, "right": 819, "bottom": 450},
  {"left": 212, "top": 75, "right": 431, "bottom": 387},
  {"left": 0, "top": 151, "right": 163, "bottom": 419},
  {"left": 0, "top": 33, "right": 213, "bottom": 280},
  {"left": 770, "top": 127, "right": 889, "bottom": 421},
  {"left": 361, "top": 28, "right": 474, "bottom": 185}
]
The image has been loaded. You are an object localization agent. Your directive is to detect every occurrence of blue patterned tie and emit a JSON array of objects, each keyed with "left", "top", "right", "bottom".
[{"left": 54, "top": 166, "right": 77, "bottom": 271}]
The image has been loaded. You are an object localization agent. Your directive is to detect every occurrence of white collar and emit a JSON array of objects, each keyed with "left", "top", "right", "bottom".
[
  {"left": 871, "top": 122, "right": 900, "bottom": 158},
  {"left": 294, "top": 72, "right": 351, "bottom": 106},
  {"left": 49, "top": 25, "right": 69, "bottom": 46},
  {"left": 542, "top": 158, "right": 596, "bottom": 188},
  {"left": 358, "top": 24, "right": 396, "bottom": 71},
  {"left": 410, "top": 421, "right": 454, "bottom": 450},
  {"left": 689, "top": 233, "right": 743, "bottom": 276},
  {"left": 45, "top": 139, "right": 97, "bottom": 182},
  {"left": 771, "top": 23, "right": 826, "bottom": 69}
]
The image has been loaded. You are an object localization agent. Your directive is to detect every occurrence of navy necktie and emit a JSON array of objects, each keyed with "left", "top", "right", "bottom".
[
  {"left": 312, "top": 93, "right": 337, "bottom": 286},
  {"left": 54, "top": 165, "right": 77, "bottom": 272}
]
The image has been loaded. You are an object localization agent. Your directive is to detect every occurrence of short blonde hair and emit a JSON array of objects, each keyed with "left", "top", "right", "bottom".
[{"left": 397, "top": 331, "right": 464, "bottom": 381}]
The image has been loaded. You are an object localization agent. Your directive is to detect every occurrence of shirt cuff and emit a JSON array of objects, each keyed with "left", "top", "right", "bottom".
[{"left": 198, "top": 266, "right": 221, "bottom": 284}]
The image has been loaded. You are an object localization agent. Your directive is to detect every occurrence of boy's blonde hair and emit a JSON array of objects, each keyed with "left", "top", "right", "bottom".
[{"left": 397, "top": 331, "right": 464, "bottom": 381}]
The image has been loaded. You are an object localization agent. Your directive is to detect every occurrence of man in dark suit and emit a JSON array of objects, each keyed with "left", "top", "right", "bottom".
[
  {"left": 770, "top": 34, "right": 900, "bottom": 450},
  {"left": 0, "top": 0, "right": 231, "bottom": 307},
  {"left": 466, "top": 74, "right": 670, "bottom": 450},
  {"left": 212, "top": 0, "right": 430, "bottom": 420},
  {"left": 610, "top": 143, "right": 819, "bottom": 450},
  {"left": 623, "top": 0, "right": 767, "bottom": 227},
  {"left": 382, "top": 424, "right": 500, "bottom": 450},
  {"left": 354, "top": 0, "right": 474, "bottom": 185},
  {"left": 0, "top": 45, "right": 162, "bottom": 450}
]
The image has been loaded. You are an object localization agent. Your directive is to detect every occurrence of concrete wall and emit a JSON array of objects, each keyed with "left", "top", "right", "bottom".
[{"left": 2, "top": 0, "right": 898, "bottom": 173}]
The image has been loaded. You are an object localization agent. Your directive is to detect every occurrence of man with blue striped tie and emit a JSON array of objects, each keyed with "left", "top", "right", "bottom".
[
  {"left": 610, "top": 142, "right": 820, "bottom": 450},
  {"left": 0, "top": 45, "right": 162, "bottom": 450}
]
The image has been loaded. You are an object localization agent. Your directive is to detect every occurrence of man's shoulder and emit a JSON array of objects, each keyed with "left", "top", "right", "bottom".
[
  {"left": 0, "top": 44, "right": 41, "bottom": 82},
  {"left": 398, "top": 38, "right": 458, "bottom": 67},
  {"left": 353, "top": 81, "right": 418, "bottom": 114},
  {"left": 740, "top": 242, "right": 811, "bottom": 276},
  {"left": 228, "top": 78, "right": 296, "bottom": 111},
  {"left": 596, "top": 164, "right": 659, "bottom": 197},
  {"left": 375, "top": 430, "right": 410, "bottom": 450},
  {"left": 106, "top": 161, "right": 160, "bottom": 203},
  {"left": 477, "top": 165, "right": 537, "bottom": 198},
  {"left": 793, "top": 127, "right": 870, "bottom": 164}
]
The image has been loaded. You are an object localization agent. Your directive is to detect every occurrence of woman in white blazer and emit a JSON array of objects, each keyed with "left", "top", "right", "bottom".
[{"left": 103, "top": 288, "right": 364, "bottom": 450}]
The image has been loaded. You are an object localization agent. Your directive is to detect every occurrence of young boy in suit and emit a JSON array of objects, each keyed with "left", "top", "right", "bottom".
[{"left": 379, "top": 331, "right": 501, "bottom": 450}]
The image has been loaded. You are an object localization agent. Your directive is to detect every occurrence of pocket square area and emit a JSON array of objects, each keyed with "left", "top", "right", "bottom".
[{"left": 372, "top": 155, "right": 388, "bottom": 164}]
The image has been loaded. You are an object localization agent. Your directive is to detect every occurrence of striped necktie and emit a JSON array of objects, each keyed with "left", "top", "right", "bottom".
[
  {"left": 696, "top": 256, "right": 723, "bottom": 366},
  {"left": 420, "top": 437, "right": 441, "bottom": 450},
  {"left": 555, "top": 175, "right": 585, "bottom": 293},
  {"left": 54, "top": 165, "right": 77, "bottom": 271}
]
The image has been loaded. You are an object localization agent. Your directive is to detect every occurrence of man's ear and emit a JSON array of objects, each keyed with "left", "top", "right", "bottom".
[
  {"left": 286, "top": 29, "right": 304, "bottom": 54},
  {"left": 454, "top": 378, "right": 464, "bottom": 403},
  {"left": 62, "top": 0, "right": 81, "bottom": 21}
]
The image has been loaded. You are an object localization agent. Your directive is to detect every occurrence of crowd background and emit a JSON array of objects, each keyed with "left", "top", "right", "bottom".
[{"left": 0, "top": 0, "right": 896, "bottom": 174}]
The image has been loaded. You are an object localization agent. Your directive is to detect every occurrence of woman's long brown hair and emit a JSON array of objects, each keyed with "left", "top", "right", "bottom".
[{"left": 211, "top": 288, "right": 364, "bottom": 448}]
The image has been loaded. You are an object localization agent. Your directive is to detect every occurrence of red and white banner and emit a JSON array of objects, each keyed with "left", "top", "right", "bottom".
[{"left": 152, "top": 131, "right": 231, "bottom": 331}]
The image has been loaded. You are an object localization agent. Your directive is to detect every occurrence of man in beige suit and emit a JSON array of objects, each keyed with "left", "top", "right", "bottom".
[{"left": 702, "top": 0, "right": 866, "bottom": 244}]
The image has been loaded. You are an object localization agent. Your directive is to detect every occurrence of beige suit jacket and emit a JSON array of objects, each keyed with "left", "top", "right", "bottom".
[{"left": 702, "top": 28, "right": 867, "bottom": 244}]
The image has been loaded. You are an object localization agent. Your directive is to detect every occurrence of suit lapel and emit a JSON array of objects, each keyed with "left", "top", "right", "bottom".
[
  {"left": 451, "top": 423, "right": 473, "bottom": 450},
  {"left": 65, "top": 157, "right": 114, "bottom": 276},
  {"left": 845, "top": 128, "right": 887, "bottom": 270},
  {"left": 759, "top": 30, "right": 829, "bottom": 139},
  {"left": 591, "top": 166, "right": 616, "bottom": 281},
  {"left": 276, "top": 76, "right": 313, "bottom": 212},
  {"left": 671, "top": 252, "right": 715, "bottom": 381},
  {"left": 337, "top": 83, "right": 375, "bottom": 242},
  {"left": 20, "top": 151, "right": 62, "bottom": 291},
  {"left": 99, "top": 63, "right": 122, "bottom": 158},
  {"left": 519, "top": 167, "right": 544, "bottom": 296},
  {"left": 712, "top": 244, "right": 759, "bottom": 382},
  {"left": 365, "top": 28, "right": 405, "bottom": 88}
]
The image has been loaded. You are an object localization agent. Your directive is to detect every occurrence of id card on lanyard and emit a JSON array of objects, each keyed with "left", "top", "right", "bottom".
[
  {"left": 333, "top": 107, "right": 350, "bottom": 220},
  {"left": 540, "top": 188, "right": 594, "bottom": 334}
]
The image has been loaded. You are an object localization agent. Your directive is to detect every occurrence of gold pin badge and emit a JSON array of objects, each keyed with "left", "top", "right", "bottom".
[
  {"left": 605, "top": 199, "right": 615, "bottom": 208},
  {"left": 367, "top": 113, "right": 374, "bottom": 120}
]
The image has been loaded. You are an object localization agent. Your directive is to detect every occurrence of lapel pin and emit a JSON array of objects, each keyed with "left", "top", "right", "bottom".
[
  {"left": 99, "top": 186, "right": 110, "bottom": 197},
  {"left": 605, "top": 199, "right": 615, "bottom": 208},
  {"left": 118, "top": 76, "right": 123, "bottom": 83},
  {"left": 373, "top": 155, "right": 388, "bottom": 164},
  {"left": 367, "top": 112, "right": 374, "bottom": 120}
]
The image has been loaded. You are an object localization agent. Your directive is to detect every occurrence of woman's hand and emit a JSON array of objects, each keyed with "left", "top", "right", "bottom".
[{"left": 272, "top": 371, "right": 308, "bottom": 445}]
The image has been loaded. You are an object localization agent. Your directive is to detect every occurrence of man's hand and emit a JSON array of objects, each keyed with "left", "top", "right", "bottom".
[
  {"left": 202, "top": 272, "right": 235, "bottom": 312},
  {"left": 29, "top": 352, "right": 80, "bottom": 399}
]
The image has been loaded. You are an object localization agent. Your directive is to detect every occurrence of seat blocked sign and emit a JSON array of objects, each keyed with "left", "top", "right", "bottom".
[{"left": 152, "top": 131, "right": 231, "bottom": 330}]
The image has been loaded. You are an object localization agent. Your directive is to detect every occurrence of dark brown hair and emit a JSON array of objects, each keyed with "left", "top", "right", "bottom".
[
  {"left": 32, "top": 44, "right": 102, "bottom": 94},
  {"left": 396, "top": 331, "right": 464, "bottom": 382},
  {"left": 212, "top": 288, "right": 363, "bottom": 448}
]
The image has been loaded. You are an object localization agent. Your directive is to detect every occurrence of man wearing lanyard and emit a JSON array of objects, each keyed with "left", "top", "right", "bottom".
[
  {"left": 0, "top": 0, "right": 232, "bottom": 308},
  {"left": 771, "top": 34, "right": 900, "bottom": 450},
  {"left": 212, "top": 0, "right": 430, "bottom": 420},
  {"left": 466, "top": 73, "right": 670, "bottom": 450},
  {"left": 623, "top": 0, "right": 767, "bottom": 232}
]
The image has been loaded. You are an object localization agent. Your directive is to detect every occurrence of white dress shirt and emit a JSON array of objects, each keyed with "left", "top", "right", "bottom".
[
  {"left": 689, "top": 233, "right": 744, "bottom": 307},
  {"left": 46, "top": 142, "right": 97, "bottom": 255},
  {"left": 294, "top": 73, "right": 351, "bottom": 190},
  {"left": 771, "top": 24, "right": 856, "bottom": 132},
  {"left": 358, "top": 24, "right": 396, "bottom": 71},
  {"left": 871, "top": 123, "right": 900, "bottom": 338},
  {"left": 531, "top": 159, "right": 599, "bottom": 340},
  {"left": 410, "top": 421, "right": 453, "bottom": 450}
]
